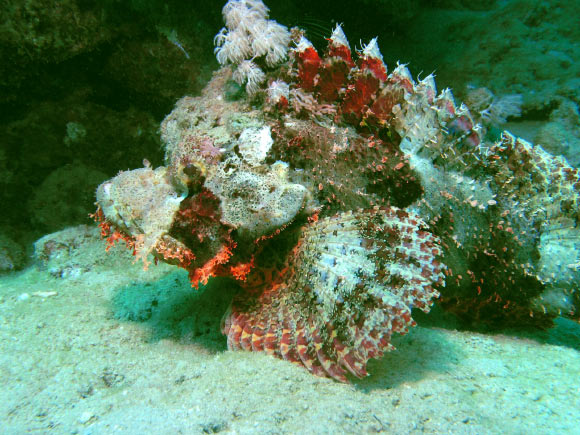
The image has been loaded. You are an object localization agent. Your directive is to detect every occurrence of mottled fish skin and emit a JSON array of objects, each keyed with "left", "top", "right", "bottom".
[{"left": 223, "top": 206, "right": 445, "bottom": 382}]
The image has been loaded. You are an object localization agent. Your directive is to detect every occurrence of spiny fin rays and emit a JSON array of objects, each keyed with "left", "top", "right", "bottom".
[{"left": 223, "top": 207, "right": 444, "bottom": 381}]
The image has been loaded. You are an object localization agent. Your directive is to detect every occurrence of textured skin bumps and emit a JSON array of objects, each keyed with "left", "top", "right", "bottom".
[
  {"left": 222, "top": 207, "right": 445, "bottom": 381},
  {"left": 94, "top": 2, "right": 580, "bottom": 387}
]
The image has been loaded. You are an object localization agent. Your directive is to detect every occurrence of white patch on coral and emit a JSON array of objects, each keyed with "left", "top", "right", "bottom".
[
  {"left": 362, "top": 37, "right": 383, "bottom": 61},
  {"left": 238, "top": 126, "right": 274, "bottom": 164},
  {"left": 295, "top": 36, "right": 315, "bottom": 53},
  {"left": 330, "top": 24, "right": 350, "bottom": 49},
  {"left": 267, "top": 80, "right": 289, "bottom": 104},
  {"left": 271, "top": 160, "right": 289, "bottom": 179}
]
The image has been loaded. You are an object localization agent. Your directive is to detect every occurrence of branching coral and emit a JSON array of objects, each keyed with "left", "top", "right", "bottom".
[{"left": 214, "top": 0, "right": 290, "bottom": 94}]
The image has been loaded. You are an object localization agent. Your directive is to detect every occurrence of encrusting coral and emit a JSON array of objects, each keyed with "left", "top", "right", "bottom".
[{"left": 95, "top": 0, "right": 580, "bottom": 381}]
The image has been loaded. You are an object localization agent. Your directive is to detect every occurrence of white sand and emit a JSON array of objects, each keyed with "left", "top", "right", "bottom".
[{"left": 0, "top": 227, "right": 578, "bottom": 434}]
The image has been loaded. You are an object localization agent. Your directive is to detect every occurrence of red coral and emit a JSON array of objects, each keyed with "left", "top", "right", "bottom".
[
  {"left": 290, "top": 28, "right": 486, "bottom": 153},
  {"left": 359, "top": 56, "right": 387, "bottom": 82},
  {"left": 357, "top": 38, "right": 387, "bottom": 82},
  {"left": 289, "top": 33, "right": 418, "bottom": 131},
  {"left": 328, "top": 43, "right": 353, "bottom": 67},
  {"left": 166, "top": 188, "right": 244, "bottom": 287},
  {"left": 326, "top": 24, "right": 354, "bottom": 68},
  {"left": 317, "top": 60, "right": 350, "bottom": 102},
  {"left": 229, "top": 258, "right": 255, "bottom": 281},
  {"left": 367, "top": 88, "right": 401, "bottom": 127},
  {"left": 294, "top": 37, "right": 321, "bottom": 91},
  {"left": 317, "top": 25, "right": 354, "bottom": 102},
  {"left": 341, "top": 75, "right": 380, "bottom": 119}
]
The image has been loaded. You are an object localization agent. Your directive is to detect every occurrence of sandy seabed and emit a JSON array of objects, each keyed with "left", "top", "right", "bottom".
[{"left": 0, "top": 226, "right": 578, "bottom": 434}]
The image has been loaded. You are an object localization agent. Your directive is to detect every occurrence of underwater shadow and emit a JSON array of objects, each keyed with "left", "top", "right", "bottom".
[
  {"left": 112, "top": 274, "right": 463, "bottom": 385},
  {"left": 415, "top": 304, "right": 580, "bottom": 352},
  {"left": 354, "top": 326, "right": 462, "bottom": 392},
  {"left": 111, "top": 270, "right": 239, "bottom": 353},
  {"left": 487, "top": 318, "right": 580, "bottom": 352}
]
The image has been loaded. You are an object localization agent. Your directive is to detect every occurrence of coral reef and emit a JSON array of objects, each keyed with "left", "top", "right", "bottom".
[
  {"left": 0, "top": 93, "right": 164, "bottom": 250},
  {"left": 33, "top": 225, "right": 106, "bottom": 279},
  {"left": 0, "top": 0, "right": 113, "bottom": 64},
  {"left": 0, "top": 0, "right": 219, "bottom": 252},
  {"left": 534, "top": 100, "right": 580, "bottom": 167},
  {"left": 390, "top": 0, "right": 580, "bottom": 113},
  {"left": 29, "top": 163, "right": 108, "bottom": 233},
  {"left": 96, "top": 0, "right": 579, "bottom": 381},
  {"left": 0, "top": 233, "right": 26, "bottom": 273}
]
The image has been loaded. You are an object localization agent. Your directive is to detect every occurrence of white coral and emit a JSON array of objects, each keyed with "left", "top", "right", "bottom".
[
  {"left": 238, "top": 126, "right": 274, "bottom": 164},
  {"left": 329, "top": 24, "right": 350, "bottom": 49},
  {"left": 267, "top": 79, "right": 289, "bottom": 104},
  {"left": 222, "top": 0, "right": 269, "bottom": 30},
  {"left": 486, "top": 94, "right": 523, "bottom": 124},
  {"left": 214, "top": 28, "right": 252, "bottom": 64},
  {"left": 362, "top": 37, "right": 384, "bottom": 62},
  {"left": 250, "top": 20, "right": 291, "bottom": 66},
  {"left": 214, "top": 0, "right": 290, "bottom": 94},
  {"left": 232, "top": 60, "right": 266, "bottom": 95}
]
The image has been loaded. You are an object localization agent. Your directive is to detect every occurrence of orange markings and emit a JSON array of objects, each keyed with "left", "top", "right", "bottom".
[
  {"left": 189, "top": 243, "right": 236, "bottom": 288},
  {"left": 230, "top": 259, "right": 254, "bottom": 281},
  {"left": 308, "top": 208, "right": 320, "bottom": 223}
]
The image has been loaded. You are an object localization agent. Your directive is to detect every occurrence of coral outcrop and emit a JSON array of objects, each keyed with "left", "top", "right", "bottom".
[{"left": 96, "top": 0, "right": 579, "bottom": 381}]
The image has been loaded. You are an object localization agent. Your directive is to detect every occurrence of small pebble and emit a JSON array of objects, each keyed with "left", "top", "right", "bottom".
[
  {"left": 78, "top": 411, "right": 95, "bottom": 424},
  {"left": 32, "top": 291, "right": 58, "bottom": 298}
]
